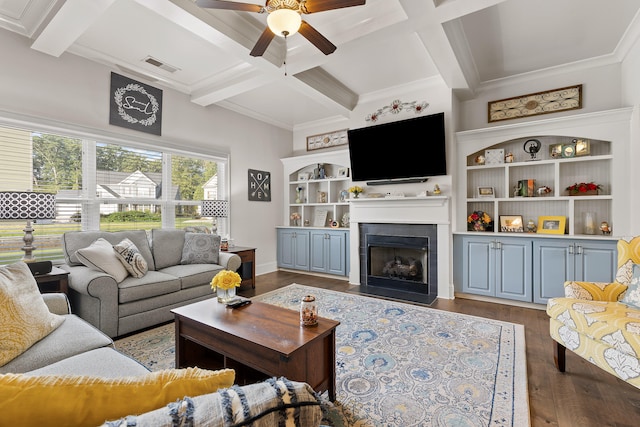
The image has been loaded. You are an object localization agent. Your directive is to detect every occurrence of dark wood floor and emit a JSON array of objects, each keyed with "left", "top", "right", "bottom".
[{"left": 239, "top": 271, "right": 640, "bottom": 427}]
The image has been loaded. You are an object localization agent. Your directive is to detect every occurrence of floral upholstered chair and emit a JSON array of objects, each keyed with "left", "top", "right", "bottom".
[{"left": 546, "top": 236, "right": 640, "bottom": 390}]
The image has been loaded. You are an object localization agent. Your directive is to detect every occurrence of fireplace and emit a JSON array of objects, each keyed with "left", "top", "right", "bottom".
[{"left": 359, "top": 223, "right": 438, "bottom": 304}]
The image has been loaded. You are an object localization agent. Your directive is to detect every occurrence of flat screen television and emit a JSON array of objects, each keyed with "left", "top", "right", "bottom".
[{"left": 347, "top": 112, "right": 446, "bottom": 184}]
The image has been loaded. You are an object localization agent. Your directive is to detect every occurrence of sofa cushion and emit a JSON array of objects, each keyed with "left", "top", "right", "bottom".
[
  {"left": 151, "top": 229, "right": 187, "bottom": 269},
  {"left": 101, "top": 377, "right": 322, "bottom": 427},
  {"left": 62, "top": 230, "right": 155, "bottom": 271},
  {"left": 117, "top": 270, "right": 182, "bottom": 304},
  {"left": 0, "top": 314, "right": 112, "bottom": 374},
  {"left": 76, "top": 238, "right": 130, "bottom": 283},
  {"left": 25, "top": 347, "right": 149, "bottom": 377},
  {"left": 113, "top": 238, "right": 148, "bottom": 278},
  {"left": 0, "top": 367, "right": 235, "bottom": 427},
  {"left": 181, "top": 232, "right": 220, "bottom": 265},
  {"left": 621, "top": 264, "right": 640, "bottom": 309},
  {"left": 0, "top": 262, "right": 65, "bottom": 368},
  {"left": 159, "top": 264, "right": 224, "bottom": 290}
]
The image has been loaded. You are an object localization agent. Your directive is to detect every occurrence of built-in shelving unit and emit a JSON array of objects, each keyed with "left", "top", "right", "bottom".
[
  {"left": 452, "top": 108, "right": 633, "bottom": 304},
  {"left": 455, "top": 108, "right": 633, "bottom": 238},
  {"left": 281, "top": 150, "right": 351, "bottom": 228},
  {"left": 465, "top": 137, "right": 612, "bottom": 235}
]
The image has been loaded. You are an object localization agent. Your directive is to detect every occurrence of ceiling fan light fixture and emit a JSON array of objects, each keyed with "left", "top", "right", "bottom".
[{"left": 267, "top": 8, "right": 302, "bottom": 37}]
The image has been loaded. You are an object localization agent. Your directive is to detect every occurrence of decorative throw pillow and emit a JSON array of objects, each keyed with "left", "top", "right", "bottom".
[
  {"left": 180, "top": 232, "right": 220, "bottom": 265},
  {"left": 113, "top": 238, "right": 148, "bottom": 278},
  {"left": 0, "top": 367, "right": 235, "bottom": 427},
  {"left": 75, "top": 238, "right": 129, "bottom": 283},
  {"left": 0, "top": 262, "right": 65, "bottom": 367},
  {"left": 101, "top": 377, "right": 322, "bottom": 427},
  {"left": 621, "top": 264, "right": 640, "bottom": 309}
]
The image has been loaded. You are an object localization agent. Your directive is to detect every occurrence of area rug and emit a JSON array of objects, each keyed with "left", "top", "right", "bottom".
[{"left": 115, "top": 284, "right": 530, "bottom": 427}]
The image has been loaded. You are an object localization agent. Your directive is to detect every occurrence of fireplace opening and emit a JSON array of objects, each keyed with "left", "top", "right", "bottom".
[
  {"left": 367, "top": 235, "right": 428, "bottom": 293},
  {"left": 359, "top": 223, "right": 438, "bottom": 305}
]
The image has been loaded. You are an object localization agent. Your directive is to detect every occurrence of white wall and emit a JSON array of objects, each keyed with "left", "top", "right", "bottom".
[
  {"left": 457, "top": 63, "right": 622, "bottom": 132},
  {"left": 0, "top": 29, "right": 292, "bottom": 275}
]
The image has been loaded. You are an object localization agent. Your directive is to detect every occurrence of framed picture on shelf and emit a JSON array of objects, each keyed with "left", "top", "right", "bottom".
[
  {"left": 313, "top": 208, "right": 329, "bottom": 227},
  {"left": 476, "top": 186, "right": 495, "bottom": 198},
  {"left": 499, "top": 215, "right": 524, "bottom": 232},
  {"left": 338, "top": 167, "right": 349, "bottom": 177},
  {"left": 549, "top": 144, "right": 563, "bottom": 158},
  {"left": 537, "top": 216, "right": 566, "bottom": 235},
  {"left": 574, "top": 139, "right": 590, "bottom": 156}
]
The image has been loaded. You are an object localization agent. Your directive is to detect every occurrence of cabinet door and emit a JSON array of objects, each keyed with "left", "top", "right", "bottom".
[
  {"left": 309, "top": 231, "right": 328, "bottom": 273},
  {"left": 325, "top": 231, "right": 347, "bottom": 275},
  {"left": 309, "top": 230, "right": 347, "bottom": 275},
  {"left": 494, "top": 238, "right": 532, "bottom": 302},
  {"left": 461, "top": 236, "right": 494, "bottom": 297},
  {"left": 277, "top": 229, "right": 309, "bottom": 271},
  {"left": 277, "top": 229, "right": 296, "bottom": 269},
  {"left": 533, "top": 240, "right": 571, "bottom": 304},
  {"left": 573, "top": 241, "right": 617, "bottom": 282},
  {"left": 293, "top": 231, "right": 310, "bottom": 270}
]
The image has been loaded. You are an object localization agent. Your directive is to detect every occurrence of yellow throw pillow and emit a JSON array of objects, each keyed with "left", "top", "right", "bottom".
[
  {"left": 0, "top": 262, "right": 65, "bottom": 367},
  {"left": 0, "top": 367, "right": 235, "bottom": 427}
]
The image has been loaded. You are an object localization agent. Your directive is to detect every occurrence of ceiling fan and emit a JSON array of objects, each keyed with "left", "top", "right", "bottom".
[{"left": 196, "top": 0, "right": 366, "bottom": 57}]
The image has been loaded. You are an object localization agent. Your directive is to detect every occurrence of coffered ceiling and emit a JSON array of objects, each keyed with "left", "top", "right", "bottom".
[{"left": 1, "top": 0, "right": 639, "bottom": 130}]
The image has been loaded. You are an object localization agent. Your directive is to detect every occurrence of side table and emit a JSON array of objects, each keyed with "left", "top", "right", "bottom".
[
  {"left": 225, "top": 246, "right": 256, "bottom": 289},
  {"left": 33, "top": 266, "right": 70, "bottom": 294}
]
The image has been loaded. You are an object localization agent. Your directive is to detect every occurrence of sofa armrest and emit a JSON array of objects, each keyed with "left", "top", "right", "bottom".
[
  {"left": 62, "top": 264, "right": 120, "bottom": 337},
  {"left": 218, "top": 252, "right": 242, "bottom": 272},
  {"left": 563, "top": 280, "right": 628, "bottom": 301},
  {"left": 42, "top": 293, "right": 71, "bottom": 315}
]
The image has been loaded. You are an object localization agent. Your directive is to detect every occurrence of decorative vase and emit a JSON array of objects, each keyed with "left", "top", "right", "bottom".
[
  {"left": 352, "top": 193, "right": 360, "bottom": 199},
  {"left": 216, "top": 286, "right": 236, "bottom": 303}
]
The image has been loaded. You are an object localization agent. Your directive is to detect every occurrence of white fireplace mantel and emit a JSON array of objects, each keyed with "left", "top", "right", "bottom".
[{"left": 348, "top": 196, "right": 454, "bottom": 299}]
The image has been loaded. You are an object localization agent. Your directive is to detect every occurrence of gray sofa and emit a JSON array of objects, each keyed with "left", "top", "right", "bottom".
[
  {"left": 0, "top": 293, "right": 148, "bottom": 377},
  {"left": 2, "top": 292, "right": 324, "bottom": 427},
  {"left": 60, "top": 229, "right": 241, "bottom": 338}
]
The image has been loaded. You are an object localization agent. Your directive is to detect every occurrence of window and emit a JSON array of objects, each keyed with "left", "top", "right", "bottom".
[{"left": 0, "top": 123, "right": 228, "bottom": 264}]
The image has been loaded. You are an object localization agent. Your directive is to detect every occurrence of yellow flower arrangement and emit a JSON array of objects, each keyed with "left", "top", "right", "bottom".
[
  {"left": 348, "top": 186, "right": 364, "bottom": 197},
  {"left": 210, "top": 269, "right": 242, "bottom": 291}
]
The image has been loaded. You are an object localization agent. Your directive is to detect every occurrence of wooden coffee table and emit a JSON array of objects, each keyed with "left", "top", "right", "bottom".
[{"left": 171, "top": 298, "right": 340, "bottom": 400}]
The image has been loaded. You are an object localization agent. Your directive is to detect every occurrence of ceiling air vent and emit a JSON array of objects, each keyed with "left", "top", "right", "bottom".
[{"left": 143, "top": 56, "right": 180, "bottom": 73}]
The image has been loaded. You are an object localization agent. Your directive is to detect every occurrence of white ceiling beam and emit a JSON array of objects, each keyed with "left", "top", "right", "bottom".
[
  {"left": 30, "top": 0, "right": 116, "bottom": 57},
  {"left": 434, "top": 0, "right": 509, "bottom": 23},
  {"left": 399, "top": 0, "right": 471, "bottom": 91}
]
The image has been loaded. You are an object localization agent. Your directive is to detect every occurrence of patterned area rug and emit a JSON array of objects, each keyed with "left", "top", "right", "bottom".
[{"left": 115, "top": 284, "right": 530, "bottom": 427}]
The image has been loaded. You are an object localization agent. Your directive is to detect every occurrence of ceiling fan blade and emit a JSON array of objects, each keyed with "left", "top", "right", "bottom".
[
  {"left": 249, "top": 27, "right": 276, "bottom": 57},
  {"left": 301, "top": 0, "right": 366, "bottom": 14},
  {"left": 195, "top": 0, "right": 264, "bottom": 13},
  {"left": 299, "top": 20, "right": 336, "bottom": 55}
]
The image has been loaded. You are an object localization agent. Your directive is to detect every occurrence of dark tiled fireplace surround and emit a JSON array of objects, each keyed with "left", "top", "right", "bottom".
[{"left": 358, "top": 223, "right": 438, "bottom": 304}]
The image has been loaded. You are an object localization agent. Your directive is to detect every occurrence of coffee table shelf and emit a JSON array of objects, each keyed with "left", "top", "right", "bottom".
[{"left": 172, "top": 298, "right": 340, "bottom": 400}]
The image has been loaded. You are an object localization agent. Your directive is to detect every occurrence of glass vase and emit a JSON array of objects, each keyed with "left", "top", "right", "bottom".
[
  {"left": 300, "top": 295, "right": 318, "bottom": 327},
  {"left": 216, "top": 286, "right": 236, "bottom": 303}
]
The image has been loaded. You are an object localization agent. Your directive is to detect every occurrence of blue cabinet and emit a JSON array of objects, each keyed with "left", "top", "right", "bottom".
[
  {"left": 533, "top": 239, "right": 617, "bottom": 304},
  {"left": 455, "top": 234, "right": 617, "bottom": 304},
  {"left": 460, "top": 235, "right": 532, "bottom": 302},
  {"left": 277, "top": 228, "right": 349, "bottom": 276},
  {"left": 310, "top": 230, "right": 348, "bottom": 276},
  {"left": 277, "top": 229, "right": 310, "bottom": 270}
]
